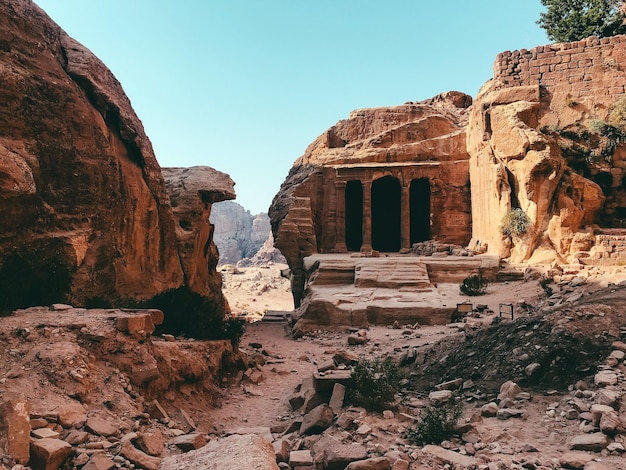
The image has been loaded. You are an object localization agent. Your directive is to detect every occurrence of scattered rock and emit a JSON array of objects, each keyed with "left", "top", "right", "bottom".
[
  {"left": 300, "top": 404, "right": 334, "bottom": 435},
  {"left": 120, "top": 440, "right": 161, "bottom": 470},
  {"left": 159, "top": 434, "right": 279, "bottom": 469},
  {"left": 85, "top": 417, "right": 118, "bottom": 438},
  {"left": 344, "top": 456, "right": 391, "bottom": 470},
  {"left": 0, "top": 399, "right": 31, "bottom": 465},
  {"left": 569, "top": 433, "right": 609, "bottom": 452},
  {"left": 171, "top": 433, "right": 208, "bottom": 452},
  {"left": 29, "top": 438, "right": 73, "bottom": 470}
]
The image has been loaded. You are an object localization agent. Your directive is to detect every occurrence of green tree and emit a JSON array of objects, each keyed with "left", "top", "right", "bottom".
[{"left": 537, "top": 0, "right": 626, "bottom": 42}]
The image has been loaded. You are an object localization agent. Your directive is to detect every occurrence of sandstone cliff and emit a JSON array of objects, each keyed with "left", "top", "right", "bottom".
[
  {"left": 468, "top": 36, "right": 626, "bottom": 263},
  {"left": 0, "top": 0, "right": 232, "bottom": 329},
  {"left": 162, "top": 167, "right": 235, "bottom": 299}
]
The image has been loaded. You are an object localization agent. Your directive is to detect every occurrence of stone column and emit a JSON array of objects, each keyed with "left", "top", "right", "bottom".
[
  {"left": 401, "top": 183, "right": 411, "bottom": 251},
  {"left": 334, "top": 181, "right": 347, "bottom": 252},
  {"left": 361, "top": 180, "right": 373, "bottom": 252}
]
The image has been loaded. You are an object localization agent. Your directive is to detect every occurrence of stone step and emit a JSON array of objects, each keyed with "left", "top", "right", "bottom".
[
  {"left": 260, "top": 311, "right": 291, "bottom": 323},
  {"left": 354, "top": 259, "right": 432, "bottom": 289},
  {"left": 496, "top": 269, "right": 525, "bottom": 282}
]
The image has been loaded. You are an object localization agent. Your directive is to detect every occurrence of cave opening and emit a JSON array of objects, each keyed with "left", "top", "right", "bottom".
[
  {"left": 372, "top": 176, "right": 401, "bottom": 252},
  {"left": 410, "top": 178, "right": 431, "bottom": 244},
  {"left": 345, "top": 180, "right": 363, "bottom": 251}
]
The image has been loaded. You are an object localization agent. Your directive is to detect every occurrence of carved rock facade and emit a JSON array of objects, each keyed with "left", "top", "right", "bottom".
[
  {"left": 269, "top": 93, "right": 473, "bottom": 306},
  {"left": 272, "top": 37, "right": 626, "bottom": 308}
]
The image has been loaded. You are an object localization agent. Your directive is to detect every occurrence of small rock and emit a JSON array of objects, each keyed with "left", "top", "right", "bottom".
[
  {"left": 31, "top": 428, "right": 60, "bottom": 439},
  {"left": 594, "top": 371, "right": 618, "bottom": 387},
  {"left": 85, "top": 417, "right": 118, "bottom": 437},
  {"left": 30, "top": 438, "right": 73, "bottom": 470},
  {"left": 348, "top": 335, "right": 368, "bottom": 346},
  {"left": 496, "top": 408, "right": 524, "bottom": 420},
  {"left": 345, "top": 457, "right": 391, "bottom": 470},
  {"left": 569, "top": 433, "right": 609, "bottom": 452},
  {"left": 171, "top": 433, "right": 207, "bottom": 452},
  {"left": 82, "top": 453, "right": 116, "bottom": 470},
  {"left": 300, "top": 404, "right": 334, "bottom": 435},
  {"left": 524, "top": 363, "right": 541, "bottom": 376},
  {"left": 559, "top": 451, "right": 594, "bottom": 469},
  {"left": 498, "top": 381, "right": 521, "bottom": 402},
  {"left": 429, "top": 390, "right": 452, "bottom": 405},
  {"left": 289, "top": 449, "right": 313, "bottom": 467},
  {"left": 480, "top": 402, "right": 499, "bottom": 417}
]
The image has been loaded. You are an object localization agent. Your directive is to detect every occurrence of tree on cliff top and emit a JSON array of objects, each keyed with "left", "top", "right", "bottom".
[{"left": 537, "top": 0, "right": 626, "bottom": 42}]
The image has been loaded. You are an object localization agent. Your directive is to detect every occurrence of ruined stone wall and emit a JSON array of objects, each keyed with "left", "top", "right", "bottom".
[{"left": 493, "top": 35, "right": 626, "bottom": 99}]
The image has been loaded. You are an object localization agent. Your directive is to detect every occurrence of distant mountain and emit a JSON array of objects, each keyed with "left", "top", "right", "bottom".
[{"left": 211, "top": 201, "right": 284, "bottom": 266}]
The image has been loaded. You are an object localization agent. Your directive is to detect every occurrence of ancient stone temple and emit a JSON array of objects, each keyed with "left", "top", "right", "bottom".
[
  {"left": 269, "top": 92, "right": 473, "bottom": 303},
  {"left": 271, "top": 36, "right": 626, "bottom": 312}
]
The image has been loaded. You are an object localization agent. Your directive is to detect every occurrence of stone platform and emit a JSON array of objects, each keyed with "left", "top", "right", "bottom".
[{"left": 293, "top": 253, "right": 502, "bottom": 333}]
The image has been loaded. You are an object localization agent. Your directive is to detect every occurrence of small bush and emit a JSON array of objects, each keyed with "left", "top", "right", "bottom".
[
  {"left": 406, "top": 400, "right": 463, "bottom": 445},
  {"left": 501, "top": 208, "right": 530, "bottom": 237},
  {"left": 589, "top": 118, "right": 626, "bottom": 162},
  {"left": 347, "top": 357, "right": 403, "bottom": 411},
  {"left": 459, "top": 274, "right": 488, "bottom": 296},
  {"left": 608, "top": 96, "right": 626, "bottom": 129},
  {"left": 539, "top": 277, "right": 553, "bottom": 297}
]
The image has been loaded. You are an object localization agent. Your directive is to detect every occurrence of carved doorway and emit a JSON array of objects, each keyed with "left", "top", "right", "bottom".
[
  {"left": 345, "top": 180, "right": 363, "bottom": 251},
  {"left": 410, "top": 178, "right": 431, "bottom": 243},
  {"left": 372, "top": 176, "right": 401, "bottom": 252}
]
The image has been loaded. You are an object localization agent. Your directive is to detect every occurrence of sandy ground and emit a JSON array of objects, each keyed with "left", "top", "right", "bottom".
[{"left": 214, "top": 263, "right": 626, "bottom": 469}]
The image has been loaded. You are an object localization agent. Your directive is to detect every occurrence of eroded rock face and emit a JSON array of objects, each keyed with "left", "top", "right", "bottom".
[
  {"left": 270, "top": 92, "right": 472, "bottom": 306},
  {"left": 0, "top": 1, "right": 235, "bottom": 324},
  {"left": 0, "top": 0, "right": 184, "bottom": 307},
  {"left": 162, "top": 167, "right": 234, "bottom": 299}
]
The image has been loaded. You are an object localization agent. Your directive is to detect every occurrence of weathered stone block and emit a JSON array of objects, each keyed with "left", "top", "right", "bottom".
[
  {"left": 0, "top": 400, "right": 31, "bottom": 465},
  {"left": 30, "top": 438, "right": 73, "bottom": 470}
]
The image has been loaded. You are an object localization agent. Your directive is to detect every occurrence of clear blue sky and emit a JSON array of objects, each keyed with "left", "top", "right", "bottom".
[{"left": 34, "top": 1, "right": 549, "bottom": 214}]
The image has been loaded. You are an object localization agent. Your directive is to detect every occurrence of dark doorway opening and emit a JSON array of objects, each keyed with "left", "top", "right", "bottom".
[
  {"left": 345, "top": 180, "right": 363, "bottom": 251},
  {"left": 372, "top": 176, "right": 401, "bottom": 252},
  {"left": 410, "top": 178, "right": 431, "bottom": 243}
]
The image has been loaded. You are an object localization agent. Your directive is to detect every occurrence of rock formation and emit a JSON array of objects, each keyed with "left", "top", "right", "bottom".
[
  {"left": 162, "top": 166, "right": 235, "bottom": 299},
  {"left": 0, "top": 0, "right": 178, "bottom": 307},
  {"left": 468, "top": 36, "right": 626, "bottom": 263},
  {"left": 269, "top": 92, "right": 473, "bottom": 306},
  {"left": 0, "top": 0, "right": 233, "bottom": 325}
]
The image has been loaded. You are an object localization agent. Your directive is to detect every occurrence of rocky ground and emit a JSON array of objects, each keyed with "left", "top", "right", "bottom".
[{"left": 1, "top": 263, "right": 626, "bottom": 469}]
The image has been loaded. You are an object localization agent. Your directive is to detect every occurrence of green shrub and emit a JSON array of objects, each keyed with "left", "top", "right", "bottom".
[
  {"left": 501, "top": 208, "right": 531, "bottom": 237},
  {"left": 459, "top": 274, "right": 488, "bottom": 296},
  {"left": 347, "top": 357, "right": 403, "bottom": 410},
  {"left": 539, "top": 277, "right": 553, "bottom": 296},
  {"left": 406, "top": 400, "right": 463, "bottom": 445},
  {"left": 608, "top": 96, "right": 626, "bottom": 128},
  {"left": 589, "top": 118, "right": 626, "bottom": 162}
]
